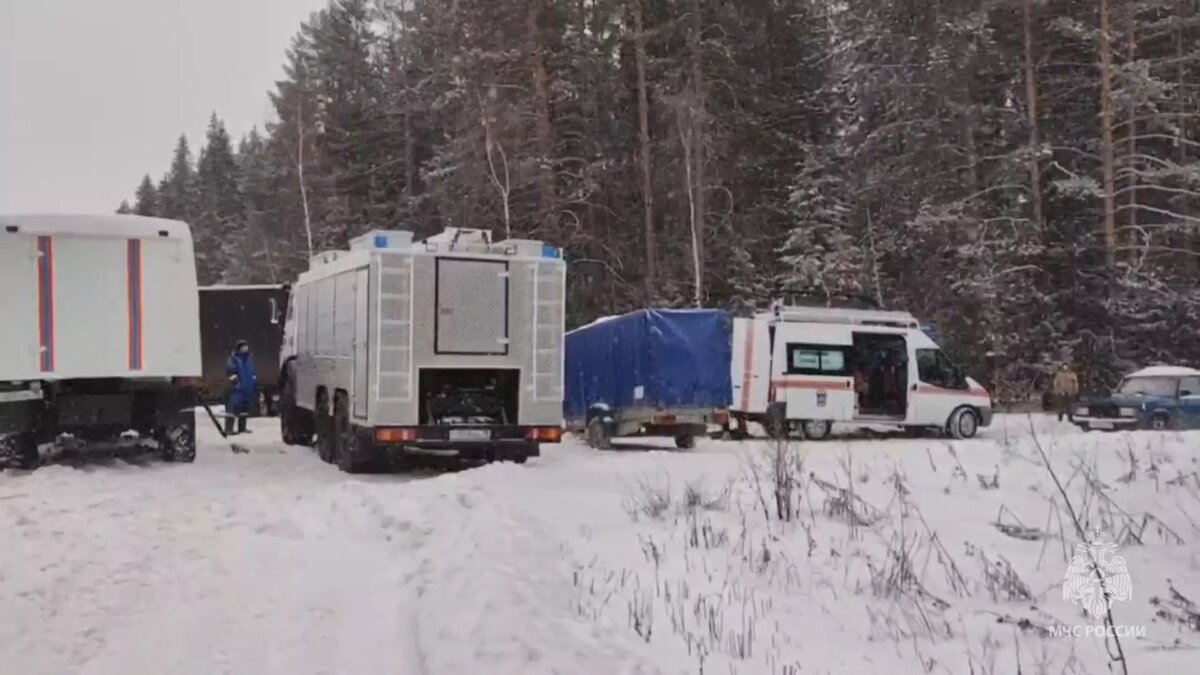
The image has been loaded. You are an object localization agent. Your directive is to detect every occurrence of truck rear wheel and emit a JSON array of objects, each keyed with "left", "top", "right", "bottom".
[
  {"left": 1, "top": 432, "right": 40, "bottom": 470},
  {"left": 334, "top": 392, "right": 374, "bottom": 474},
  {"left": 279, "top": 374, "right": 313, "bottom": 446},
  {"left": 315, "top": 389, "right": 334, "bottom": 463},
  {"left": 159, "top": 420, "right": 196, "bottom": 463}
]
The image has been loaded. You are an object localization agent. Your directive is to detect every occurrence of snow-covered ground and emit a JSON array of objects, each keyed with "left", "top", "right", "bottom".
[{"left": 2, "top": 414, "right": 1199, "bottom": 674}]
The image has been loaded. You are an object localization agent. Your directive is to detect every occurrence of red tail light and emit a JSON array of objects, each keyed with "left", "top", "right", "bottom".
[
  {"left": 376, "top": 427, "right": 418, "bottom": 443},
  {"left": 525, "top": 427, "right": 563, "bottom": 443},
  {"left": 713, "top": 410, "right": 730, "bottom": 426}
]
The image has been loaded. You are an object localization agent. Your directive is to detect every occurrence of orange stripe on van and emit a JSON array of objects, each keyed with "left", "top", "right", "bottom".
[
  {"left": 917, "top": 384, "right": 990, "bottom": 399},
  {"left": 772, "top": 378, "right": 853, "bottom": 391}
]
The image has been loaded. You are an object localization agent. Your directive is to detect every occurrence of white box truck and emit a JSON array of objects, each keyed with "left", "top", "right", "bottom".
[
  {"left": 276, "top": 227, "right": 566, "bottom": 472},
  {"left": 0, "top": 215, "right": 202, "bottom": 467},
  {"left": 729, "top": 303, "right": 993, "bottom": 440}
]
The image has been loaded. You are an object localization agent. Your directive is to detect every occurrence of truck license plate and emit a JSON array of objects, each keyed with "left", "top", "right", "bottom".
[
  {"left": 449, "top": 428, "right": 491, "bottom": 441},
  {"left": 1090, "top": 420, "right": 1113, "bottom": 430}
]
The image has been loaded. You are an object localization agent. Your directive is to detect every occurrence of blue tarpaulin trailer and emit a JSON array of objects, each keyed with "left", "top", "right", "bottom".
[{"left": 564, "top": 308, "right": 732, "bottom": 449}]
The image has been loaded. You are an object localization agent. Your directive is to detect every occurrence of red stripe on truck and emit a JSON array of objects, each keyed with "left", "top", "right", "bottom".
[
  {"left": 36, "top": 236, "right": 55, "bottom": 372},
  {"left": 127, "top": 239, "right": 143, "bottom": 370}
]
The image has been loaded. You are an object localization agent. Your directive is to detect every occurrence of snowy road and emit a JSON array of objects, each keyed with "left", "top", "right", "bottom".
[{"left": 3, "top": 415, "right": 1199, "bottom": 674}]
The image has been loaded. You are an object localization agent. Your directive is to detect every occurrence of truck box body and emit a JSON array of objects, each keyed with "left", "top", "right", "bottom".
[
  {"left": 0, "top": 214, "right": 201, "bottom": 465},
  {"left": 0, "top": 215, "right": 201, "bottom": 381},
  {"left": 564, "top": 309, "right": 732, "bottom": 433},
  {"left": 282, "top": 228, "right": 565, "bottom": 468},
  {"left": 198, "top": 284, "right": 289, "bottom": 408}
]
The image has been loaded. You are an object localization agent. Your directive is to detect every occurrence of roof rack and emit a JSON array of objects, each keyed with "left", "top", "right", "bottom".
[{"left": 757, "top": 304, "right": 920, "bottom": 329}]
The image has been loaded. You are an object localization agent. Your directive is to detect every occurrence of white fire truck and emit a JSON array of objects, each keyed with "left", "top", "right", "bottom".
[{"left": 277, "top": 228, "right": 566, "bottom": 472}]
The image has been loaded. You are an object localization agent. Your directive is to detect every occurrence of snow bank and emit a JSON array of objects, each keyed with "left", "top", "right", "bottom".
[{"left": 525, "top": 419, "right": 1200, "bottom": 674}]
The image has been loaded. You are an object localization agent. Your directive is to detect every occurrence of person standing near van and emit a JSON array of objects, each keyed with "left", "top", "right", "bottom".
[
  {"left": 1052, "top": 363, "right": 1080, "bottom": 422},
  {"left": 225, "top": 340, "right": 257, "bottom": 435}
]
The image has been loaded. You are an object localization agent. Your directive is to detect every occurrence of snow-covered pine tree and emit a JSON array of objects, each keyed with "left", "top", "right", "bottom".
[
  {"left": 196, "top": 114, "right": 245, "bottom": 285},
  {"left": 158, "top": 135, "right": 199, "bottom": 225},
  {"left": 133, "top": 175, "right": 160, "bottom": 217}
]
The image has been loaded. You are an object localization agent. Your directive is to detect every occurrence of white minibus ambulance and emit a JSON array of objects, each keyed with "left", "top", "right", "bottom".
[{"left": 729, "top": 304, "right": 992, "bottom": 439}]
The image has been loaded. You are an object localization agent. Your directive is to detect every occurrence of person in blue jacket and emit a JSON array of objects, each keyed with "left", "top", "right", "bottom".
[{"left": 225, "top": 339, "right": 257, "bottom": 435}]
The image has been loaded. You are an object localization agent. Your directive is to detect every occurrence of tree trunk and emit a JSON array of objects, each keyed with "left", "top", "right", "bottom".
[
  {"left": 1022, "top": 0, "right": 1045, "bottom": 234},
  {"left": 527, "top": 0, "right": 557, "bottom": 235},
  {"left": 1099, "top": 0, "right": 1118, "bottom": 267},
  {"left": 1125, "top": 12, "right": 1137, "bottom": 254},
  {"left": 676, "top": 102, "right": 701, "bottom": 307},
  {"left": 1179, "top": 0, "right": 1197, "bottom": 274},
  {"left": 630, "top": 0, "right": 656, "bottom": 300},
  {"left": 688, "top": 0, "right": 706, "bottom": 306},
  {"left": 296, "top": 102, "right": 314, "bottom": 260}
]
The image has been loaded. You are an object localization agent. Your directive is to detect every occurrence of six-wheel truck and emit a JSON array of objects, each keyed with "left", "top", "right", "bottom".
[
  {"left": 564, "top": 309, "right": 732, "bottom": 449},
  {"left": 277, "top": 227, "right": 566, "bottom": 472},
  {"left": 0, "top": 214, "right": 202, "bottom": 467}
]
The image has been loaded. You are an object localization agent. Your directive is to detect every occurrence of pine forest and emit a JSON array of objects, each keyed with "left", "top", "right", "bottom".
[{"left": 117, "top": 0, "right": 1200, "bottom": 403}]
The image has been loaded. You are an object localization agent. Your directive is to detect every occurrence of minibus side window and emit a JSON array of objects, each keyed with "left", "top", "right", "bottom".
[{"left": 787, "top": 344, "right": 850, "bottom": 376}]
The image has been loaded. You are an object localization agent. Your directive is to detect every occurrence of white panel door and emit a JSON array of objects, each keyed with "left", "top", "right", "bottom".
[
  {"left": 436, "top": 258, "right": 508, "bottom": 355},
  {"left": 140, "top": 237, "right": 197, "bottom": 376},
  {"left": 730, "top": 318, "right": 771, "bottom": 414},
  {"left": 0, "top": 235, "right": 38, "bottom": 378},
  {"left": 52, "top": 236, "right": 126, "bottom": 377}
]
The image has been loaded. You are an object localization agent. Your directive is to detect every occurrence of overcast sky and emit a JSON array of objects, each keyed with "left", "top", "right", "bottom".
[{"left": 1, "top": 0, "right": 325, "bottom": 213}]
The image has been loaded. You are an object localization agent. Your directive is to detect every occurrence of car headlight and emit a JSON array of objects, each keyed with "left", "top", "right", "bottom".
[{"left": 1119, "top": 407, "right": 1138, "bottom": 417}]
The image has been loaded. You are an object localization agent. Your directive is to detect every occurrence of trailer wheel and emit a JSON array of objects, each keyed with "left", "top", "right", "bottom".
[
  {"left": 315, "top": 389, "right": 334, "bottom": 463},
  {"left": 674, "top": 434, "right": 696, "bottom": 450},
  {"left": 585, "top": 417, "right": 612, "bottom": 450},
  {"left": 765, "top": 404, "right": 788, "bottom": 440}
]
